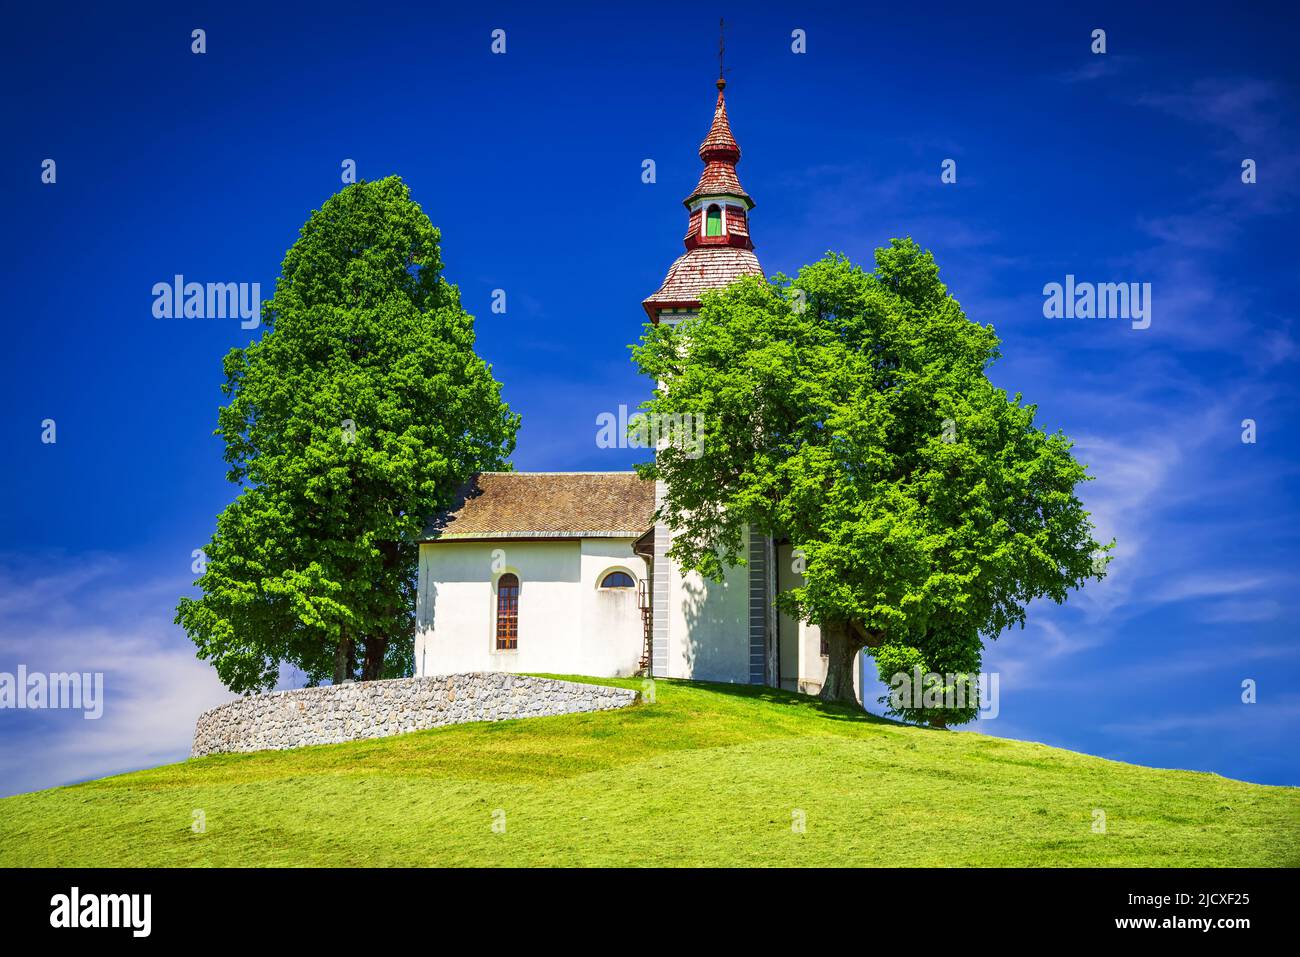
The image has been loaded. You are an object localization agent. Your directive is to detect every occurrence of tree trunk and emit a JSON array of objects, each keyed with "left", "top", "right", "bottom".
[
  {"left": 362, "top": 636, "right": 389, "bottom": 681},
  {"left": 818, "top": 620, "right": 864, "bottom": 704},
  {"left": 332, "top": 634, "right": 353, "bottom": 685}
]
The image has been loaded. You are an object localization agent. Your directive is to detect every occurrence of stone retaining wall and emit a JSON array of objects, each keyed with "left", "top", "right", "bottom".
[{"left": 191, "top": 673, "right": 638, "bottom": 757}]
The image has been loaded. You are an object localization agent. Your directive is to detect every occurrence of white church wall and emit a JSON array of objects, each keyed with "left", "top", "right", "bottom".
[
  {"left": 775, "top": 543, "right": 862, "bottom": 703},
  {"left": 776, "top": 542, "right": 802, "bottom": 690},
  {"left": 801, "top": 622, "right": 826, "bottom": 692},
  {"left": 416, "top": 538, "right": 646, "bottom": 679},
  {"left": 578, "top": 539, "right": 648, "bottom": 677},
  {"left": 664, "top": 525, "right": 753, "bottom": 683},
  {"left": 797, "top": 623, "right": 862, "bottom": 703}
]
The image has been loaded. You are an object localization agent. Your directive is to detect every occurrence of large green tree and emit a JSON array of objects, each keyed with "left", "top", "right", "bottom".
[
  {"left": 633, "top": 240, "right": 1109, "bottom": 720},
  {"left": 177, "top": 176, "right": 518, "bottom": 692}
]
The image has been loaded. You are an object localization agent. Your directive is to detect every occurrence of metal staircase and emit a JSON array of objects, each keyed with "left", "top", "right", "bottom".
[{"left": 637, "top": 578, "right": 652, "bottom": 676}]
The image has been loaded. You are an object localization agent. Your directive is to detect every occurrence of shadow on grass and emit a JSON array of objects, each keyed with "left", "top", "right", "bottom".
[
  {"left": 676, "top": 677, "right": 907, "bottom": 727},
  {"left": 535, "top": 672, "right": 912, "bottom": 729}
]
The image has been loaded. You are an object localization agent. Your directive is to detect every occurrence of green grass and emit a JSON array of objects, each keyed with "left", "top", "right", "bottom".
[{"left": 1, "top": 677, "right": 1296, "bottom": 866}]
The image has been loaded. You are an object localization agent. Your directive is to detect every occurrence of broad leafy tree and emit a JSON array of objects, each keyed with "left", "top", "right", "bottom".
[
  {"left": 633, "top": 240, "right": 1109, "bottom": 719},
  {"left": 177, "top": 177, "right": 518, "bottom": 691}
]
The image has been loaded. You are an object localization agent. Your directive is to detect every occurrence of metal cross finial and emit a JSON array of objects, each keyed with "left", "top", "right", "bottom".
[{"left": 718, "top": 18, "right": 726, "bottom": 81}]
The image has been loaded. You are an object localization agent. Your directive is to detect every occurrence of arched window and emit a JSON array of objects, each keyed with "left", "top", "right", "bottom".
[
  {"left": 495, "top": 573, "right": 519, "bottom": 649},
  {"left": 705, "top": 204, "right": 723, "bottom": 237},
  {"left": 600, "top": 571, "right": 635, "bottom": 589}
]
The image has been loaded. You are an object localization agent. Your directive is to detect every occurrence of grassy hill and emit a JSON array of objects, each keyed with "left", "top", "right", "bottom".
[{"left": 1, "top": 677, "right": 1296, "bottom": 867}]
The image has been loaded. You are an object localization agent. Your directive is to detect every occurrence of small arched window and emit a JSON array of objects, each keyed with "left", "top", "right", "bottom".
[
  {"left": 705, "top": 204, "right": 723, "bottom": 237},
  {"left": 600, "top": 571, "right": 635, "bottom": 589},
  {"left": 495, "top": 573, "right": 519, "bottom": 650}
]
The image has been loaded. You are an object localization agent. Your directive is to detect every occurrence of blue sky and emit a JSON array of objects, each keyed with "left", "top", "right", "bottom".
[{"left": 1, "top": 1, "right": 1297, "bottom": 795}]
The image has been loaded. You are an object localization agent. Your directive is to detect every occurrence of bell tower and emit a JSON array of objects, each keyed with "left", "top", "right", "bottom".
[
  {"left": 682, "top": 76, "right": 755, "bottom": 254},
  {"left": 641, "top": 53, "right": 776, "bottom": 687},
  {"left": 642, "top": 64, "right": 763, "bottom": 324}
]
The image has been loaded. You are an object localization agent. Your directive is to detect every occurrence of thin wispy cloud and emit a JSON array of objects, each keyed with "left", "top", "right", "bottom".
[
  {"left": 1136, "top": 77, "right": 1293, "bottom": 149},
  {"left": 1101, "top": 697, "right": 1300, "bottom": 738},
  {"left": 1054, "top": 54, "right": 1137, "bottom": 84},
  {"left": 0, "top": 555, "right": 234, "bottom": 797}
]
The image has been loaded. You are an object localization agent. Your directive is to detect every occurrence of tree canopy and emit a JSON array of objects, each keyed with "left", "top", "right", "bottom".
[
  {"left": 176, "top": 176, "right": 518, "bottom": 692},
  {"left": 632, "top": 239, "right": 1109, "bottom": 719}
]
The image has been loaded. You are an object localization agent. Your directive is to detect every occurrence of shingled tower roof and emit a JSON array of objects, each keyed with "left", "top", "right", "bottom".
[
  {"left": 642, "top": 75, "right": 763, "bottom": 322},
  {"left": 687, "top": 80, "right": 751, "bottom": 206}
]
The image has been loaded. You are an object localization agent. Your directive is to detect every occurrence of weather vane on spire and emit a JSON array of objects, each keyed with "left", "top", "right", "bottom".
[{"left": 717, "top": 17, "right": 727, "bottom": 90}]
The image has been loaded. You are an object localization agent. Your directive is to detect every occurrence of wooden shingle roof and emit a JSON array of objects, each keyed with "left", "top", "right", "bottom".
[
  {"left": 688, "top": 160, "right": 750, "bottom": 205},
  {"left": 419, "top": 472, "right": 655, "bottom": 542},
  {"left": 645, "top": 77, "right": 762, "bottom": 321},
  {"left": 643, "top": 246, "right": 764, "bottom": 313},
  {"left": 686, "top": 82, "right": 752, "bottom": 207}
]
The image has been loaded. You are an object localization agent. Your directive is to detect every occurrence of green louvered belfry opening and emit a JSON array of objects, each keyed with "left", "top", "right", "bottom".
[{"left": 705, "top": 205, "right": 723, "bottom": 236}]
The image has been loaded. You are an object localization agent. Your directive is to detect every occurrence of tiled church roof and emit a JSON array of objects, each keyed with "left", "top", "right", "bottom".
[
  {"left": 643, "top": 245, "right": 763, "bottom": 311},
  {"left": 420, "top": 472, "right": 655, "bottom": 541},
  {"left": 687, "top": 82, "right": 751, "bottom": 205},
  {"left": 689, "top": 160, "right": 748, "bottom": 203},
  {"left": 699, "top": 90, "right": 738, "bottom": 155}
]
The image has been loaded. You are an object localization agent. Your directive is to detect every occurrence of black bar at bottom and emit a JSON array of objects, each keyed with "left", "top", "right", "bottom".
[{"left": 0, "top": 867, "right": 1289, "bottom": 942}]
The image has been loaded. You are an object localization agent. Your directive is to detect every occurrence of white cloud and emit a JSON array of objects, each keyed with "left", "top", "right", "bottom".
[
  {"left": 0, "top": 554, "right": 235, "bottom": 797},
  {"left": 1054, "top": 54, "right": 1137, "bottom": 85},
  {"left": 1101, "top": 697, "right": 1300, "bottom": 738},
  {"left": 983, "top": 377, "right": 1294, "bottom": 692}
]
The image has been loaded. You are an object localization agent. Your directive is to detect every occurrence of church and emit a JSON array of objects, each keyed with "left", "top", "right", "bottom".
[{"left": 414, "top": 74, "right": 862, "bottom": 701}]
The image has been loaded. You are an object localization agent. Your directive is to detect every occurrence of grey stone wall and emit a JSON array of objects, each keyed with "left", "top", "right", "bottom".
[{"left": 191, "top": 673, "right": 639, "bottom": 757}]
